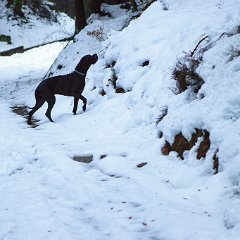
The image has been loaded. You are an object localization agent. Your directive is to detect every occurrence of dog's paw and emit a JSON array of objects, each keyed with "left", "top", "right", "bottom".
[{"left": 82, "top": 106, "right": 86, "bottom": 112}]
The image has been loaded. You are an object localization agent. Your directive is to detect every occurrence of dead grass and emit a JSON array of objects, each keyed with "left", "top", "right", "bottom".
[
  {"left": 87, "top": 27, "right": 105, "bottom": 42},
  {"left": 172, "top": 56, "right": 204, "bottom": 93}
]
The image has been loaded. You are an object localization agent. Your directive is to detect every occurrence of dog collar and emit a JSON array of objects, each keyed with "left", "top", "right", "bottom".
[{"left": 74, "top": 70, "right": 86, "bottom": 76}]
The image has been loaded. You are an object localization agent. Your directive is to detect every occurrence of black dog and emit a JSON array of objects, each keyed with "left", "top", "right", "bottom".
[{"left": 28, "top": 54, "right": 98, "bottom": 124}]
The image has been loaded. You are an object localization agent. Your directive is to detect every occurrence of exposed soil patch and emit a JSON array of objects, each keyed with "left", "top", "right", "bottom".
[
  {"left": 11, "top": 105, "right": 39, "bottom": 127},
  {"left": 161, "top": 129, "right": 211, "bottom": 160},
  {"left": 196, "top": 130, "right": 211, "bottom": 159},
  {"left": 99, "top": 88, "right": 106, "bottom": 96},
  {"left": 161, "top": 141, "right": 171, "bottom": 155},
  {"left": 161, "top": 129, "right": 218, "bottom": 174},
  {"left": 115, "top": 87, "right": 125, "bottom": 94}
]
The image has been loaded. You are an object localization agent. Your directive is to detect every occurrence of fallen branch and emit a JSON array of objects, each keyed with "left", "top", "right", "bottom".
[{"left": 0, "top": 46, "right": 24, "bottom": 56}]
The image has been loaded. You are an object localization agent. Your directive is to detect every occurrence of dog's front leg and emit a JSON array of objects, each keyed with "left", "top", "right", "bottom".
[
  {"left": 79, "top": 95, "right": 87, "bottom": 112},
  {"left": 73, "top": 96, "right": 79, "bottom": 115}
]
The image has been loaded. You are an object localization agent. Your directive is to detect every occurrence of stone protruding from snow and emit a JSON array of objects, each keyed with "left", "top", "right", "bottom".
[{"left": 72, "top": 154, "right": 94, "bottom": 163}]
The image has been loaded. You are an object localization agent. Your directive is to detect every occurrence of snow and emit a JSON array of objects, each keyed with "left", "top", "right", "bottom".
[{"left": 1, "top": 0, "right": 240, "bottom": 239}]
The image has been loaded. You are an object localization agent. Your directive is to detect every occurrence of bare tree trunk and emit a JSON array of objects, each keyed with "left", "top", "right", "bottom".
[
  {"left": 31, "top": 0, "right": 42, "bottom": 8},
  {"left": 15, "top": 0, "right": 23, "bottom": 13},
  {"left": 74, "top": 0, "right": 138, "bottom": 33},
  {"left": 7, "top": 0, "right": 24, "bottom": 16},
  {"left": 83, "top": 0, "right": 101, "bottom": 19},
  {"left": 130, "top": 0, "right": 138, "bottom": 11},
  {"left": 6, "top": 0, "right": 14, "bottom": 7},
  {"left": 75, "top": 0, "right": 87, "bottom": 33}
]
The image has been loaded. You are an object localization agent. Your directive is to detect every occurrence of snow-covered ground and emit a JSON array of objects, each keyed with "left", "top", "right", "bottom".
[
  {"left": 0, "top": 0, "right": 74, "bottom": 52},
  {"left": 1, "top": 0, "right": 240, "bottom": 239}
]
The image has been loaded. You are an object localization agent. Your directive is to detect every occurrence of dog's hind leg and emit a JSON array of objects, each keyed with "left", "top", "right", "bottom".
[
  {"left": 45, "top": 95, "right": 56, "bottom": 122},
  {"left": 28, "top": 98, "right": 45, "bottom": 125},
  {"left": 79, "top": 95, "right": 87, "bottom": 112}
]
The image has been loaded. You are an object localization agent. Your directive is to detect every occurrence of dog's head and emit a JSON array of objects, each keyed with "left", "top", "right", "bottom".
[
  {"left": 90, "top": 53, "right": 98, "bottom": 64},
  {"left": 75, "top": 54, "right": 98, "bottom": 73}
]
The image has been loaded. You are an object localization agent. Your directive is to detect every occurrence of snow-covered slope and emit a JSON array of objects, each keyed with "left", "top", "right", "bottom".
[
  {"left": 1, "top": 0, "right": 240, "bottom": 239},
  {"left": 0, "top": 0, "right": 74, "bottom": 52}
]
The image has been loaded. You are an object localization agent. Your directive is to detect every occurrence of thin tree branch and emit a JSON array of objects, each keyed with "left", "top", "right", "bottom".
[{"left": 190, "top": 35, "right": 209, "bottom": 57}]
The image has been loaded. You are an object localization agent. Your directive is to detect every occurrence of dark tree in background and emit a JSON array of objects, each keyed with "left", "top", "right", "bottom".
[
  {"left": 6, "top": 0, "right": 56, "bottom": 20},
  {"left": 129, "top": 0, "right": 138, "bottom": 11},
  {"left": 83, "top": 0, "right": 101, "bottom": 19},
  {"left": 51, "top": 0, "right": 75, "bottom": 18},
  {"left": 75, "top": 0, "right": 138, "bottom": 33},
  {"left": 74, "top": 0, "right": 87, "bottom": 33},
  {"left": 5, "top": 0, "right": 138, "bottom": 33},
  {"left": 6, "top": 0, "right": 24, "bottom": 16}
]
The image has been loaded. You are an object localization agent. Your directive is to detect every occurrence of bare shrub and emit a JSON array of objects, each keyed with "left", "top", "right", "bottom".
[
  {"left": 172, "top": 56, "right": 204, "bottom": 93},
  {"left": 87, "top": 27, "right": 105, "bottom": 42},
  {"left": 172, "top": 32, "right": 238, "bottom": 94},
  {"left": 172, "top": 36, "right": 209, "bottom": 94}
]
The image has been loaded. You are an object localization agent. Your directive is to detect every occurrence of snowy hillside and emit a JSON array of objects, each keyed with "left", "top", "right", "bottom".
[
  {"left": 0, "top": 0, "right": 74, "bottom": 52},
  {"left": 1, "top": 0, "right": 240, "bottom": 239}
]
